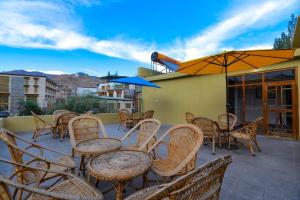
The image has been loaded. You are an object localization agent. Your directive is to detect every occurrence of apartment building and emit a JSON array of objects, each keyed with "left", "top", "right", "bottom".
[
  {"left": 76, "top": 87, "right": 98, "bottom": 96},
  {"left": 97, "top": 82, "right": 136, "bottom": 112},
  {"left": 0, "top": 72, "right": 57, "bottom": 114}
]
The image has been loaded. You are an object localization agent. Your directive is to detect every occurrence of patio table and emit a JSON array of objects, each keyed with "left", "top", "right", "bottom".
[
  {"left": 76, "top": 138, "right": 122, "bottom": 170},
  {"left": 88, "top": 150, "right": 152, "bottom": 200}
]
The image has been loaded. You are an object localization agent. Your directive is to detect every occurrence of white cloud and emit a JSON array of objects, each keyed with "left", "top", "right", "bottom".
[
  {"left": 0, "top": 0, "right": 298, "bottom": 64},
  {"left": 25, "top": 69, "right": 66, "bottom": 75}
]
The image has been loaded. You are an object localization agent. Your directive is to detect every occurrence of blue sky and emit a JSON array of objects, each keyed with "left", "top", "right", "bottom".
[{"left": 0, "top": 0, "right": 299, "bottom": 76}]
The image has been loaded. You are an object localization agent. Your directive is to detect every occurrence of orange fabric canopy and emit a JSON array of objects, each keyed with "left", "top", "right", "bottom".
[{"left": 177, "top": 49, "right": 295, "bottom": 75}]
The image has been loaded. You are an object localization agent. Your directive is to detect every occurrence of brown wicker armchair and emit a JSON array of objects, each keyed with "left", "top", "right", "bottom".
[
  {"left": 68, "top": 116, "right": 108, "bottom": 169},
  {"left": 121, "top": 119, "right": 161, "bottom": 151},
  {"left": 192, "top": 117, "right": 222, "bottom": 155},
  {"left": 185, "top": 112, "right": 195, "bottom": 123},
  {"left": 147, "top": 124, "right": 204, "bottom": 182},
  {"left": 31, "top": 111, "right": 56, "bottom": 142},
  {"left": 0, "top": 129, "right": 76, "bottom": 184},
  {"left": 217, "top": 113, "right": 237, "bottom": 131},
  {"left": 118, "top": 110, "right": 135, "bottom": 130},
  {"left": 56, "top": 112, "right": 79, "bottom": 141},
  {"left": 141, "top": 110, "right": 154, "bottom": 120},
  {"left": 0, "top": 157, "right": 103, "bottom": 200},
  {"left": 125, "top": 155, "right": 232, "bottom": 200},
  {"left": 228, "top": 117, "right": 263, "bottom": 156},
  {"left": 53, "top": 109, "right": 70, "bottom": 116}
]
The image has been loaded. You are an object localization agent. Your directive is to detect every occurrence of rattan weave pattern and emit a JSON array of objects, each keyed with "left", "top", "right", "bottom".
[
  {"left": 76, "top": 138, "right": 122, "bottom": 156},
  {"left": 88, "top": 150, "right": 152, "bottom": 181}
]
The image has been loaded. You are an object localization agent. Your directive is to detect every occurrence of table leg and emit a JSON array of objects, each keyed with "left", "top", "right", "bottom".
[{"left": 116, "top": 182, "right": 125, "bottom": 200}]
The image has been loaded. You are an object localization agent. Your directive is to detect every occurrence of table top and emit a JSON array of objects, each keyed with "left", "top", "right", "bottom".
[
  {"left": 88, "top": 150, "right": 152, "bottom": 181},
  {"left": 75, "top": 138, "right": 122, "bottom": 155}
]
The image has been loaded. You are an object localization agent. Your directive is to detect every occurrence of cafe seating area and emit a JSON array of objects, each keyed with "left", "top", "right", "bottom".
[{"left": 0, "top": 110, "right": 300, "bottom": 200}]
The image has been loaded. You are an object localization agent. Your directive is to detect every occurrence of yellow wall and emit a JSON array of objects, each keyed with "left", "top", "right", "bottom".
[
  {"left": 143, "top": 58, "right": 300, "bottom": 138},
  {"left": 2, "top": 113, "right": 120, "bottom": 133},
  {"left": 138, "top": 67, "right": 163, "bottom": 77},
  {"left": 0, "top": 118, "right": 4, "bottom": 129},
  {"left": 143, "top": 73, "right": 226, "bottom": 125}
]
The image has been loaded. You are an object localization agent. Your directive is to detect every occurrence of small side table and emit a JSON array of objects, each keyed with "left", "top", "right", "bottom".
[{"left": 88, "top": 150, "right": 152, "bottom": 200}]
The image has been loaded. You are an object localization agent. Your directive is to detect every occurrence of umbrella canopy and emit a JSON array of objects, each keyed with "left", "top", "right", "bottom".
[
  {"left": 176, "top": 49, "right": 295, "bottom": 131},
  {"left": 178, "top": 49, "right": 295, "bottom": 75},
  {"left": 110, "top": 76, "right": 160, "bottom": 88}
]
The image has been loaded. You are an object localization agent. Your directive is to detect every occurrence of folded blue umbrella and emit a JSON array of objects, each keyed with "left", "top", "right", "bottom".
[{"left": 110, "top": 76, "right": 160, "bottom": 88}]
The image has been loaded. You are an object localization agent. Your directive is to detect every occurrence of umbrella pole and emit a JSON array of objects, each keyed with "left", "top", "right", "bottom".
[{"left": 224, "top": 56, "right": 230, "bottom": 133}]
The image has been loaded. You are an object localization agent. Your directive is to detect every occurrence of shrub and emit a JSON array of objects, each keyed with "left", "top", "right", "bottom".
[{"left": 19, "top": 100, "right": 43, "bottom": 116}]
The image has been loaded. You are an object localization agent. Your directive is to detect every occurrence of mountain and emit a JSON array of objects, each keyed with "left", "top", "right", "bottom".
[{"left": 1, "top": 70, "right": 101, "bottom": 89}]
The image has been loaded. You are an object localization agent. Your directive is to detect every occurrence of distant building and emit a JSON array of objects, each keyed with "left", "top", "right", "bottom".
[
  {"left": 0, "top": 72, "right": 57, "bottom": 114},
  {"left": 97, "top": 96, "right": 134, "bottom": 113},
  {"left": 97, "top": 82, "right": 136, "bottom": 112},
  {"left": 76, "top": 87, "right": 98, "bottom": 96},
  {"left": 56, "top": 84, "right": 72, "bottom": 103}
]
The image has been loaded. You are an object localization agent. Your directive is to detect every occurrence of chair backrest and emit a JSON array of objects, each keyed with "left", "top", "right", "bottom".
[
  {"left": 68, "top": 116, "right": 108, "bottom": 147},
  {"left": 122, "top": 119, "right": 161, "bottom": 151},
  {"left": 53, "top": 109, "right": 70, "bottom": 116},
  {"left": 142, "top": 110, "right": 154, "bottom": 120},
  {"left": 0, "top": 129, "right": 24, "bottom": 164},
  {"left": 218, "top": 113, "right": 237, "bottom": 131},
  {"left": 118, "top": 111, "right": 127, "bottom": 123},
  {"left": 191, "top": 116, "right": 218, "bottom": 136},
  {"left": 149, "top": 124, "right": 203, "bottom": 176},
  {"left": 125, "top": 155, "right": 232, "bottom": 200},
  {"left": 31, "top": 111, "right": 48, "bottom": 129},
  {"left": 185, "top": 112, "right": 195, "bottom": 123},
  {"left": 247, "top": 117, "right": 263, "bottom": 138},
  {"left": 57, "top": 112, "right": 79, "bottom": 129}
]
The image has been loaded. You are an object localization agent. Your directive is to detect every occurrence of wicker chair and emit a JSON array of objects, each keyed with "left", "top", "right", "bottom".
[
  {"left": 68, "top": 116, "right": 108, "bottom": 169},
  {"left": 56, "top": 112, "right": 79, "bottom": 141},
  {"left": 125, "top": 155, "right": 232, "bottom": 200},
  {"left": 31, "top": 111, "right": 56, "bottom": 142},
  {"left": 141, "top": 110, "right": 154, "bottom": 120},
  {"left": 118, "top": 110, "right": 135, "bottom": 130},
  {"left": 217, "top": 113, "right": 237, "bottom": 131},
  {"left": 0, "top": 157, "right": 103, "bottom": 200},
  {"left": 53, "top": 109, "right": 70, "bottom": 116},
  {"left": 185, "top": 112, "right": 195, "bottom": 123},
  {"left": 147, "top": 124, "right": 204, "bottom": 182},
  {"left": 0, "top": 128, "right": 76, "bottom": 184},
  {"left": 121, "top": 119, "right": 161, "bottom": 151},
  {"left": 192, "top": 117, "right": 221, "bottom": 155},
  {"left": 228, "top": 117, "right": 263, "bottom": 156}
]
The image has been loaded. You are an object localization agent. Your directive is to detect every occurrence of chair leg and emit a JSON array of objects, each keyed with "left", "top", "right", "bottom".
[
  {"left": 72, "top": 148, "right": 75, "bottom": 157},
  {"left": 212, "top": 137, "right": 215, "bottom": 155},
  {"left": 227, "top": 135, "right": 231, "bottom": 150},
  {"left": 60, "top": 127, "right": 64, "bottom": 142},
  {"left": 254, "top": 138, "right": 261, "bottom": 152},
  {"left": 143, "top": 172, "right": 148, "bottom": 188},
  {"left": 248, "top": 141, "right": 255, "bottom": 156}
]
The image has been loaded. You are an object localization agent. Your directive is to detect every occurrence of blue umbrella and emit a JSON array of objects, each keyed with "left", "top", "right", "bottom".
[
  {"left": 110, "top": 76, "right": 160, "bottom": 88},
  {"left": 110, "top": 76, "right": 160, "bottom": 113}
]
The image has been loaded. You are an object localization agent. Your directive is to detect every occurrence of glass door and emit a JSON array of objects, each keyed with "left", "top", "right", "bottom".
[{"left": 264, "top": 82, "right": 297, "bottom": 138}]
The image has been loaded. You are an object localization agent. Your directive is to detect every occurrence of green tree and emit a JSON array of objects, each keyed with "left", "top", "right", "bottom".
[
  {"left": 273, "top": 14, "right": 297, "bottom": 49},
  {"left": 19, "top": 100, "right": 43, "bottom": 116}
]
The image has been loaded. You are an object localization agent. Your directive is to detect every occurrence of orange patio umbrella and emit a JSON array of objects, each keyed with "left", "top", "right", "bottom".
[{"left": 177, "top": 49, "right": 295, "bottom": 131}]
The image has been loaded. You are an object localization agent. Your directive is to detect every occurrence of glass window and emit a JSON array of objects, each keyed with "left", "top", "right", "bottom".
[
  {"left": 229, "top": 86, "right": 243, "bottom": 122},
  {"left": 245, "top": 73, "right": 262, "bottom": 84},
  {"left": 125, "top": 103, "right": 131, "bottom": 108},
  {"left": 228, "top": 76, "right": 242, "bottom": 85},
  {"left": 265, "top": 69, "right": 295, "bottom": 82}
]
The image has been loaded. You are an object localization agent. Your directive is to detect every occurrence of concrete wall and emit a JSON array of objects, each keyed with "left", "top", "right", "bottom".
[
  {"left": 1, "top": 113, "right": 120, "bottom": 133},
  {"left": 138, "top": 67, "right": 163, "bottom": 77},
  {"left": 143, "top": 73, "right": 226, "bottom": 125}
]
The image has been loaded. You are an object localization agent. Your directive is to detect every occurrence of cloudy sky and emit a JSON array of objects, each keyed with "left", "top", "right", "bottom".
[{"left": 0, "top": 0, "right": 299, "bottom": 76}]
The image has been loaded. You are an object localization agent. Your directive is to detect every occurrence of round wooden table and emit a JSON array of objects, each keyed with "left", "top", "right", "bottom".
[
  {"left": 76, "top": 138, "right": 122, "bottom": 170},
  {"left": 88, "top": 150, "right": 152, "bottom": 200}
]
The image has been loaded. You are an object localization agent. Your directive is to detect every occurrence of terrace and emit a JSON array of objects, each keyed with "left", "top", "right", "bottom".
[{"left": 1, "top": 117, "right": 300, "bottom": 200}]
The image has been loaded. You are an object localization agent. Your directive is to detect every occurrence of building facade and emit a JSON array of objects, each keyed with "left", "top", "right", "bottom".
[
  {"left": 76, "top": 87, "right": 98, "bottom": 96},
  {"left": 0, "top": 73, "right": 57, "bottom": 114}
]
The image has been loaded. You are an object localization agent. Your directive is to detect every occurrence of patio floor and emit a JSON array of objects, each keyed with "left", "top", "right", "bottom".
[{"left": 1, "top": 124, "right": 300, "bottom": 200}]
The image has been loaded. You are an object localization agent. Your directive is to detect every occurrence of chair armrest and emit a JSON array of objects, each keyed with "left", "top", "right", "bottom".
[{"left": 25, "top": 145, "right": 44, "bottom": 156}]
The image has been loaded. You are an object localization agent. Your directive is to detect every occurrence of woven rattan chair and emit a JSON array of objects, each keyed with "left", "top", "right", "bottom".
[
  {"left": 68, "top": 115, "right": 108, "bottom": 169},
  {"left": 141, "top": 110, "right": 154, "bottom": 120},
  {"left": 192, "top": 117, "right": 222, "bottom": 155},
  {"left": 217, "top": 113, "right": 237, "bottom": 131},
  {"left": 0, "top": 128, "right": 76, "bottom": 184},
  {"left": 31, "top": 111, "right": 56, "bottom": 142},
  {"left": 0, "top": 158, "right": 103, "bottom": 200},
  {"left": 146, "top": 124, "right": 203, "bottom": 182},
  {"left": 53, "top": 109, "right": 70, "bottom": 116},
  {"left": 56, "top": 112, "right": 79, "bottom": 141},
  {"left": 228, "top": 117, "right": 263, "bottom": 156},
  {"left": 185, "top": 112, "right": 195, "bottom": 123},
  {"left": 125, "top": 155, "right": 232, "bottom": 200},
  {"left": 121, "top": 119, "right": 161, "bottom": 151},
  {"left": 118, "top": 110, "right": 135, "bottom": 130}
]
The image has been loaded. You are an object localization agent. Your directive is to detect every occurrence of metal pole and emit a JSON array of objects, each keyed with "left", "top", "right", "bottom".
[{"left": 224, "top": 53, "right": 230, "bottom": 133}]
